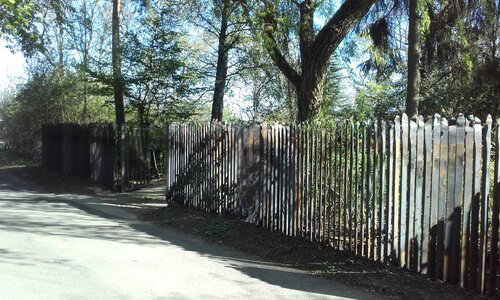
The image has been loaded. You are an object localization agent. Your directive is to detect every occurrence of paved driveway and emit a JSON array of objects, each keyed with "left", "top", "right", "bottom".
[{"left": 0, "top": 169, "right": 376, "bottom": 299}]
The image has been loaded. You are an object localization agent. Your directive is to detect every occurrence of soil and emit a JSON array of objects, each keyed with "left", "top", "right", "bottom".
[{"left": 5, "top": 165, "right": 494, "bottom": 300}]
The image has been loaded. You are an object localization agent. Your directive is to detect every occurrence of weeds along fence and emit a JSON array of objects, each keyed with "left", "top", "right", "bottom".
[
  {"left": 42, "top": 123, "right": 166, "bottom": 189},
  {"left": 165, "top": 114, "right": 500, "bottom": 295}
]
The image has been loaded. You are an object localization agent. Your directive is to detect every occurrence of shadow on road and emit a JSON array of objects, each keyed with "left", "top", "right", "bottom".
[{"left": 0, "top": 167, "right": 371, "bottom": 299}]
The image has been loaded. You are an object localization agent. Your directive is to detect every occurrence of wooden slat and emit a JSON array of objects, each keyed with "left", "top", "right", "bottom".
[
  {"left": 451, "top": 115, "right": 466, "bottom": 284},
  {"left": 444, "top": 120, "right": 458, "bottom": 283},
  {"left": 361, "top": 123, "right": 367, "bottom": 257},
  {"left": 408, "top": 117, "right": 418, "bottom": 270},
  {"left": 373, "top": 120, "right": 379, "bottom": 261},
  {"left": 479, "top": 116, "right": 493, "bottom": 294},
  {"left": 393, "top": 117, "right": 401, "bottom": 262},
  {"left": 461, "top": 117, "right": 474, "bottom": 288},
  {"left": 488, "top": 118, "right": 500, "bottom": 296},
  {"left": 436, "top": 117, "right": 449, "bottom": 280},
  {"left": 387, "top": 121, "right": 395, "bottom": 262},
  {"left": 349, "top": 120, "right": 354, "bottom": 253},
  {"left": 415, "top": 116, "right": 424, "bottom": 272},
  {"left": 367, "top": 121, "right": 373, "bottom": 258},
  {"left": 422, "top": 117, "right": 433, "bottom": 275},
  {"left": 343, "top": 121, "right": 349, "bottom": 250},
  {"left": 400, "top": 114, "right": 409, "bottom": 268},
  {"left": 379, "top": 120, "right": 386, "bottom": 261},
  {"left": 469, "top": 117, "right": 482, "bottom": 289},
  {"left": 333, "top": 124, "right": 340, "bottom": 249},
  {"left": 354, "top": 122, "right": 361, "bottom": 255}
]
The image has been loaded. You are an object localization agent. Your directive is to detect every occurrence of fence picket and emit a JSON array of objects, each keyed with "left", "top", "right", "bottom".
[
  {"left": 480, "top": 116, "right": 492, "bottom": 293},
  {"left": 157, "top": 115, "right": 498, "bottom": 296},
  {"left": 489, "top": 118, "right": 500, "bottom": 296}
]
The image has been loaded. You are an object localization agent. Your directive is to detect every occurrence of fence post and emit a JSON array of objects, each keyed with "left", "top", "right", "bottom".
[
  {"left": 488, "top": 118, "right": 500, "bottom": 296},
  {"left": 480, "top": 115, "right": 492, "bottom": 294}
]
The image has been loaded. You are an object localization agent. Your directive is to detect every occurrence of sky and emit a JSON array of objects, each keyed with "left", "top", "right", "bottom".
[{"left": 0, "top": 40, "right": 27, "bottom": 93}]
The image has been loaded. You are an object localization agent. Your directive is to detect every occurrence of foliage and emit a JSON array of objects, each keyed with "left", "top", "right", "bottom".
[
  {"left": 122, "top": 5, "right": 206, "bottom": 125},
  {"left": 0, "top": 70, "right": 114, "bottom": 158},
  {"left": 0, "top": 0, "right": 41, "bottom": 55}
]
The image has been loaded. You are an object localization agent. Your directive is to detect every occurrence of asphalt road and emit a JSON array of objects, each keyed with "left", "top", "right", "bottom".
[{"left": 0, "top": 169, "right": 377, "bottom": 299}]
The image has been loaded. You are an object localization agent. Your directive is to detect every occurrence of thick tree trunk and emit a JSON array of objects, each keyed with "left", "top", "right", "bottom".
[
  {"left": 112, "top": 0, "right": 125, "bottom": 126},
  {"left": 406, "top": 0, "right": 421, "bottom": 117},
  {"left": 257, "top": 0, "right": 378, "bottom": 123},
  {"left": 211, "top": 0, "right": 230, "bottom": 121},
  {"left": 112, "top": 0, "right": 126, "bottom": 191},
  {"left": 296, "top": 67, "right": 326, "bottom": 122}
]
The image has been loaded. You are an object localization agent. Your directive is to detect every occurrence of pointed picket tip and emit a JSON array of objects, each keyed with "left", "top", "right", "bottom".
[
  {"left": 402, "top": 113, "right": 409, "bottom": 123},
  {"left": 457, "top": 114, "right": 466, "bottom": 126},
  {"left": 486, "top": 114, "right": 493, "bottom": 125}
]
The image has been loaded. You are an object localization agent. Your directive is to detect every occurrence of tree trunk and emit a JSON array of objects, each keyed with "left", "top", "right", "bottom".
[
  {"left": 211, "top": 0, "right": 230, "bottom": 121},
  {"left": 112, "top": 0, "right": 125, "bottom": 126},
  {"left": 296, "top": 67, "right": 326, "bottom": 122},
  {"left": 256, "top": 0, "right": 377, "bottom": 123},
  {"left": 112, "top": 0, "right": 126, "bottom": 191},
  {"left": 406, "top": 0, "right": 421, "bottom": 117}
]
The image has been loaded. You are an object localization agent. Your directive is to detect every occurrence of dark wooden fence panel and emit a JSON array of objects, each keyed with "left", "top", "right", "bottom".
[
  {"left": 42, "top": 123, "right": 165, "bottom": 190},
  {"left": 165, "top": 115, "right": 500, "bottom": 296}
]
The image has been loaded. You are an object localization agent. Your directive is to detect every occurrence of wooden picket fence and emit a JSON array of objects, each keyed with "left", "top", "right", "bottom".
[
  {"left": 42, "top": 123, "right": 167, "bottom": 190},
  {"left": 165, "top": 114, "right": 500, "bottom": 295}
]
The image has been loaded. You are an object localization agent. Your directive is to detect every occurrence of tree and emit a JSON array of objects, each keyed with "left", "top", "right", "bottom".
[
  {"left": 406, "top": 0, "right": 421, "bottom": 116},
  {"left": 240, "top": 0, "right": 379, "bottom": 122},
  {"left": 0, "top": 0, "right": 41, "bottom": 55},
  {"left": 112, "top": 0, "right": 126, "bottom": 191},
  {"left": 112, "top": 0, "right": 125, "bottom": 127},
  {"left": 123, "top": 4, "right": 204, "bottom": 126}
]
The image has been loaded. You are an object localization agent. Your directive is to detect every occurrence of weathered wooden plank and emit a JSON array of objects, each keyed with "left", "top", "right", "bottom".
[
  {"left": 468, "top": 117, "right": 482, "bottom": 289},
  {"left": 343, "top": 121, "right": 349, "bottom": 250},
  {"left": 387, "top": 121, "right": 395, "bottom": 262},
  {"left": 366, "top": 121, "right": 373, "bottom": 258},
  {"left": 354, "top": 122, "right": 360, "bottom": 255},
  {"left": 379, "top": 120, "right": 386, "bottom": 261},
  {"left": 300, "top": 125, "right": 306, "bottom": 238},
  {"left": 393, "top": 117, "right": 401, "bottom": 262},
  {"left": 372, "top": 121, "right": 379, "bottom": 261},
  {"left": 326, "top": 129, "right": 334, "bottom": 245},
  {"left": 318, "top": 130, "right": 325, "bottom": 242},
  {"left": 313, "top": 128, "right": 320, "bottom": 241},
  {"left": 408, "top": 117, "right": 418, "bottom": 270},
  {"left": 287, "top": 125, "right": 292, "bottom": 236},
  {"left": 422, "top": 117, "right": 433, "bottom": 275},
  {"left": 461, "top": 117, "right": 474, "bottom": 288},
  {"left": 436, "top": 118, "right": 449, "bottom": 280},
  {"left": 361, "top": 123, "right": 367, "bottom": 257},
  {"left": 400, "top": 114, "right": 409, "bottom": 268},
  {"left": 451, "top": 115, "right": 466, "bottom": 284},
  {"left": 333, "top": 124, "right": 340, "bottom": 249},
  {"left": 295, "top": 125, "right": 302, "bottom": 236},
  {"left": 337, "top": 123, "right": 345, "bottom": 250},
  {"left": 415, "top": 116, "right": 424, "bottom": 272},
  {"left": 444, "top": 120, "right": 457, "bottom": 283},
  {"left": 277, "top": 125, "right": 283, "bottom": 233},
  {"left": 265, "top": 125, "right": 271, "bottom": 227},
  {"left": 480, "top": 116, "right": 493, "bottom": 294},
  {"left": 308, "top": 125, "right": 314, "bottom": 241},
  {"left": 348, "top": 120, "right": 354, "bottom": 253},
  {"left": 488, "top": 118, "right": 500, "bottom": 296}
]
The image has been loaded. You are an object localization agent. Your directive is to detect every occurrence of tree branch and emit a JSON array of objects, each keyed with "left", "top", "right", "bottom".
[{"left": 312, "top": 0, "right": 378, "bottom": 69}]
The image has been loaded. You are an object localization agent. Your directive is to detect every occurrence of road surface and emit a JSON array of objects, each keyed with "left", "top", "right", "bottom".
[{"left": 0, "top": 169, "right": 376, "bottom": 299}]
